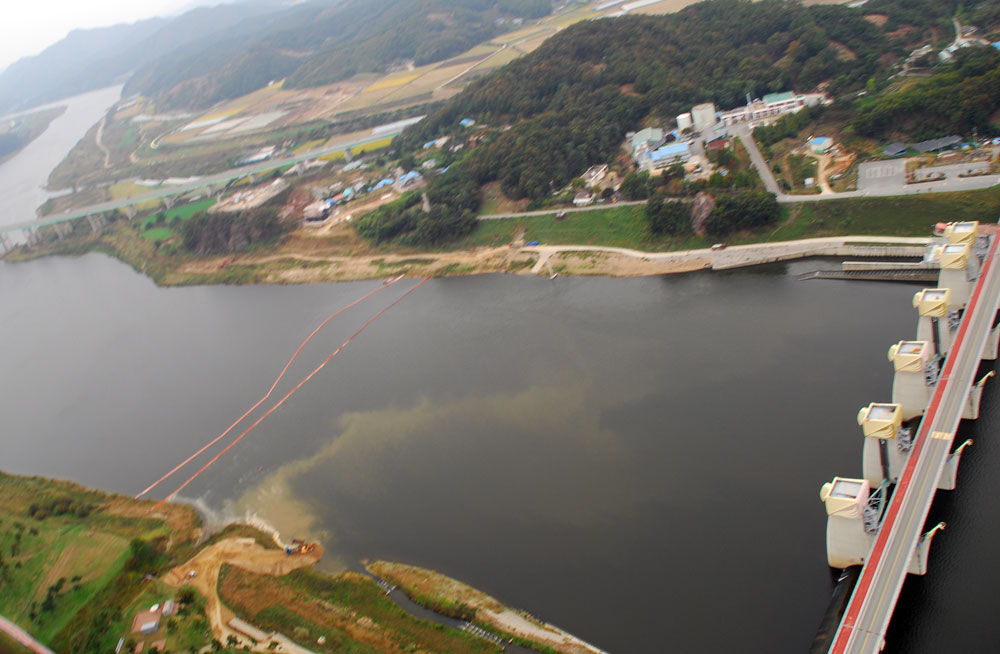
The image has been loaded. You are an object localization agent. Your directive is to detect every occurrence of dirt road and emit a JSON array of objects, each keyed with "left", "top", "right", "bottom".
[{"left": 164, "top": 537, "right": 322, "bottom": 652}]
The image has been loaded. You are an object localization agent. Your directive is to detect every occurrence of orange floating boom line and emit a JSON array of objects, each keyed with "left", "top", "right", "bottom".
[
  {"left": 136, "top": 275, "right": 405, "bottom": 499},
  {"left": 155, "top": 275, "right": 432, "bottom": 507}
]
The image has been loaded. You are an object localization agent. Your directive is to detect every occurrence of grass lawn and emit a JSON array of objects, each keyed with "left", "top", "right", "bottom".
[
  {"left": 456, "top": 205, "right": 674, "bottom": 250},
  {"left": 218, "top": 565, "right": 500, "bottom": 654},
  {"left": 164, "top": 197, "right": 217, "bottom": 221},
  {"left": 139, "top": 197, "right": 218, "bottom": 230},
  {"left": 0, "top": 630, "right": 33, "bottom": 654},
  {"left": 454, "top": 186, "right": 1000, "bottom": 252},
  {"left": 141, "top": 227, "right": 173, "bottom": 241}
]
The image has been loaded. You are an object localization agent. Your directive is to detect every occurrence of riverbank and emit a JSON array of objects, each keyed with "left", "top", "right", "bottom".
[
  {"left": 10, "top": 179, "right": 1000, "bottom": 285},
  {"left": 3, "top": 215, "right": 933, "bottom": 286},
  {"left": 0, "top": 107, "right": 66, "bottom": 167},
  {"left": 368, "top": 561, "right": 605, "bottom": 654},
  {"left": 0, "top": 470, "right": 575, "bottom": 654}
]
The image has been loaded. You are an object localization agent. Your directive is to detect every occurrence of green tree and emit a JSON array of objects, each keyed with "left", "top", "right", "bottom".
[
  {"left": 619, "top": 170, "right": 651, "bottom": 200},
  {"left": 645, "top": 195, "right": 690, "bottom": 235},
  {"left": 124, "top": 539, "right": 158, "bottom": 573}
]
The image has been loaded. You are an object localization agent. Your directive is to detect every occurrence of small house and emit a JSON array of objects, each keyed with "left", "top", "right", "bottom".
[
  {"left": 573, "top": 191, "right": 594, "bottom": 207},
  {"left": 706, "top": 137, "right": 729, "bottom": 152}
]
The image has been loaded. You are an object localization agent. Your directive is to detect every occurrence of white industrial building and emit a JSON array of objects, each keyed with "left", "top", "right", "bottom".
[
  {"left": 637, "top": 142, "right": 691, "bottom": 172},
  {"left": 717, "top": 91, "right": 829, "bottom": 127},
  {"left": 675, "top": 112, "right": 693, "bottom": 132},
  {"left": 691, "top": 103, "right": 717, "bottom": 132}
]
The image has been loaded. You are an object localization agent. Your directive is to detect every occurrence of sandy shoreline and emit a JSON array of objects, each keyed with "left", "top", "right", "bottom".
[
  {"left": 174, "top": 235, "right": 931, "bottom": 285},
  {"left": 4, "top": 232, "right": 932, "bottom": 286}
]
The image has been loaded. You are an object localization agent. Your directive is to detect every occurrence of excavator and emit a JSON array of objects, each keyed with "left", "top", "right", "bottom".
[{"left": 284, "top": 538, "right": 315, "bottom": 555}]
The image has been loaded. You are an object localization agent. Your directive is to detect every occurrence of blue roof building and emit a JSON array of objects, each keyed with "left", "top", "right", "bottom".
[{"left": 639, "top": 142, "right": 690, "bottom": 170}]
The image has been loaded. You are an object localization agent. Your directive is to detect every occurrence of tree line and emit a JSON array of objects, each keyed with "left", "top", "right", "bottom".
[
  {"left": 645, "top": 190, "right": 780, "bottom": 237},
  {"left": 355, "top": 167, "right": 480, "bottom": 245},
  {"left": 853, "top": 46, "right": 1000, "bottom": 139},
  {"left": 180, "top": 204, "right": 292, "bottom": 255}
]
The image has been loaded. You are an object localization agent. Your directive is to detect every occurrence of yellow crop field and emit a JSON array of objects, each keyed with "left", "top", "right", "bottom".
[
  {"left": 319, "top": 150, "right": 347, "bottom": 162},
  {"left": 353, "top": 137, "right": 394, "bottom": 154},
  {"left": 197, "top": 108, "right": 242, "bottom": 122},
  {"left": 363, "top": 72, "right": 424, "bottom": 93},
  {"left": 294, "top": 138, "right": 327, "bottom": 154}
]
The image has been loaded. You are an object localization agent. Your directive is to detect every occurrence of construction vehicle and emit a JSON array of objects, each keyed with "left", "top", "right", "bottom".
[{"left": 284, "top": 538, "right": 315, "bottom": 555}]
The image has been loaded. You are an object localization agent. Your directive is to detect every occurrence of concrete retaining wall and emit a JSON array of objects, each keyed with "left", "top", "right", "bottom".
[{"left": 711, "top": 244, "right": 927, "bottom": 270}]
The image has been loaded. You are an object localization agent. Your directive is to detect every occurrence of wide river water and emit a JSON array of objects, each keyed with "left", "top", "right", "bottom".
[{"left": 2, "top": 88, "right": 999, "bottom": 654}]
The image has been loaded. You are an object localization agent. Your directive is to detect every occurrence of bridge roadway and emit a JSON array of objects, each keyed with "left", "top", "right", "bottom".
[
  {"left": 829, "top": 233, "right": 1000, "bottom": 654},
  {"left": 0, "top": 129, "right": 407, "bottom": 235}
]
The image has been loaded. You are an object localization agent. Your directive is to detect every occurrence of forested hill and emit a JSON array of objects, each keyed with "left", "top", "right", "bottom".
[
  {"left": 0, "top": 0, "right": 552, "bottom": 114},
  {"left": 124, "top": 0, "right": 553, "bottom": 110},
  {"left": 0, "top": 1, "right": 285, "bottom": 114},
  {"left": 398, "top": 0, "right": 889, "bottom": 201}
]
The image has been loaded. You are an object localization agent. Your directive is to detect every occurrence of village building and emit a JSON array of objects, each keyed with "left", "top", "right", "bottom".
[
  {"left": 717, "top": 91, "right": 829, "bottom": 127},
  {"left": 637, "top": 142, "right": 691, "bottom": 171},
  {"left": 582, "top": 164, "right": 608, "bottom": 187}
]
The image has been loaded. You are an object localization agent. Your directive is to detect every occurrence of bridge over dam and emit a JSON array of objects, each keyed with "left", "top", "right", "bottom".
[{"left": 812, "top": 220, "right": 1000, "bottom": 653}]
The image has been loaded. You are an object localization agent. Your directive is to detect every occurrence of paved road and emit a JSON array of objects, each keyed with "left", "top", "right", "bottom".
[
  {"left": 829, "top": 235, "right": 1000, "bottom": 654},
  {"left": 0, "top": 614, "right": 55, "bottom": 654},
  {"left": 735, "top": 125, "right": 781, "bottom": 194},
  {"left": 734, "top": 126, "right": 1000, "bottom": 203},
  {"left": 523, "top": 235, "right": 932, "bottom": 274},
  {"left": 0, "top": 130, "right": 408, "bottom": 235},
  {"left": 478, "top": 200, "right": 645, "bottom": 219}
]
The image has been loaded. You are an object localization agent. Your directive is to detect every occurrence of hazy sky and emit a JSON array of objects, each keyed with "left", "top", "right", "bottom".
[{"left": 0, "top": 0, "right": 223, "bottom": 72}]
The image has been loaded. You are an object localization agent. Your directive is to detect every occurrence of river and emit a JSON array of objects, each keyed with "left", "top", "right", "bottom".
[
  {"left": 0, "top": 85, "right": 122, "bottom": 231},
  {"left": 1, "top": 89, "right": 999, "bottom": 654}
]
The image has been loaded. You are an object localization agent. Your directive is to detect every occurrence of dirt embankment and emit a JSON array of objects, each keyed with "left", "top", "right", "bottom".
[
  {"left": 368, "top": 561, "right": 604, "bottom": 654},
  {"left": 164, "top": 537, "right": 322, "bottom": 651}
]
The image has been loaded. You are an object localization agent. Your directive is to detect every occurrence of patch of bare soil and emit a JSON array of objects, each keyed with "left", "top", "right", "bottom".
[
  {"left": 164, "top": 537, "right": 322, "bottom": 648},
  {"left": 556, "top": 251, "right": 709, "bottom": 276}
]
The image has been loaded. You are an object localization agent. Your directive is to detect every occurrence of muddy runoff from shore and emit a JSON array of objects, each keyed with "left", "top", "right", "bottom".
[{"left": 6, "top": 253, "right": 1000, "bottom": 653}]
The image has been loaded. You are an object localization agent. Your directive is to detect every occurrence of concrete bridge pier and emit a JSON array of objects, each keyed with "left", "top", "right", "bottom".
[
  {"left": 914, "top": 288, "right": 955, "bottom": 358},
  {"left": 53, "top": 221, "right": 73, "bottom": 240},
  {"left": 939, "top": 439, "right": 974, "bottom": 490},
  {"left": 907, "top": 522, "right": 947, "bottom": 575},
  {"left": 86, "top": 214, "right": 106, "bottom": 234},
  {"left": 820, "top": 477, "right": 948, "bottom": 573},
  {"left": 24, "top": 227, "right": 41, "bottom": 247},
  {"left": 982, "top": 322, "right": 1000, "bottom": 360},
  {"left": 888, "top": 340, "right": 934, "bottom": 420},
  {"left": 858, "top": 403, "right": 911, "bottom": 487},
  {"left": 820, "top": 477, "right": 875, "bottom": 569}
]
